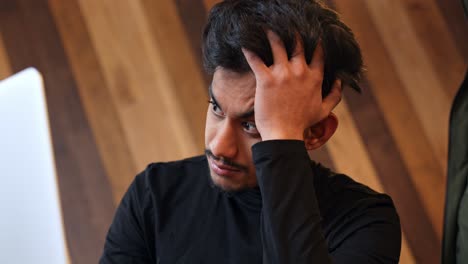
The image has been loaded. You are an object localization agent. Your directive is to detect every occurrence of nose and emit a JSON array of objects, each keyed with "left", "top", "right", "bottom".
[{"left": 209, "top": 120, "right": 238, "bottom": 160}]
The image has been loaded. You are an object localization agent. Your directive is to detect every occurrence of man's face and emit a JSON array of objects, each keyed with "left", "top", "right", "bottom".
[{"left": 205, "top": 68, "right": 260, "bottom": 192}]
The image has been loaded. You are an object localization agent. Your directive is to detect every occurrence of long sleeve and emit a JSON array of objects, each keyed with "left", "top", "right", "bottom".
[{"left": 252, "top": 140, "right": 400, "bottom": 264}]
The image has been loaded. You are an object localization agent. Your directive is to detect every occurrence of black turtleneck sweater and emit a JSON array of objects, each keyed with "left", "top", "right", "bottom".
[{"left": 100, "top": 140, "right": 401, "bottom": 263}]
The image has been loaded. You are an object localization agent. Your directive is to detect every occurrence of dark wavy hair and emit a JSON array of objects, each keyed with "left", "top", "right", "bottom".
[{"left": 202, "top": 0, "right": 364, "bottom": 96}]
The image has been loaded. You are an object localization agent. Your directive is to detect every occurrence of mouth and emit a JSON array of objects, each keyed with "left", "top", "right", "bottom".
[{"left": 208, "top": 157, "right": 243, "bottom": 178}]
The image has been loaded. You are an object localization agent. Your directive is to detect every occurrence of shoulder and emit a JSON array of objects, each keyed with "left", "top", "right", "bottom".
[
  {"left": 324, "top": 171, "right": 398, "bottom": 225},
  {"left": 133, "top": 155, "right": 208, "bottom": 196},
  {"left": 140, "top": 155, "right": 207, "bottom": 182},
  {"left": 313, "top": 163, "right": 400, "bottom": 247},
  {"left": 313, "top": 162, "right": 396, "bottom": 212},
  {"left": 328, "top": 172, "right": 393, "bottom": 207},
  {"left": 143, "top": 155, "right": 207, "bottom": 176}
]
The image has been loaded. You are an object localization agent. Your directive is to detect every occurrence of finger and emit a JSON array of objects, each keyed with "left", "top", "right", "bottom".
[
  {"left": 266, "top": 30, "right": 288, "bottom": 65},
  {"left": 242, "top": 48, "right": 269, "bottom": 78},
  {"left": 322, "top": 79, "right": 342, "bottom": 113},
  {"left": 309, "top": 41, "right": 324, "bottom": 75},
  {"left": 290, "top": 33, "right": 306, "bottom": 66}
]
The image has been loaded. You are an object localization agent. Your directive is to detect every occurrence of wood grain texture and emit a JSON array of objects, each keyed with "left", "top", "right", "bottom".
[
  {"left": 434, "top": 0, "right": 468, "bottom": 62},
  {"left": 48, "top": 0, "right": 138, "bottom": 203},
  {"left": 175, "top": 0, "right": 210, "bottom": 83},
  {"left": 334, "top": 0, "right": 446, "bottom": 244},
  {"left": 400, "top": 0, "right": 466, "bottom": 99},
  {"left": 203, "top": 0, "right": 219, "bottom": 11},
  {"left": 327, "top": 99, "right": 384, "bottom": 193},
  {"left": 76, "top": 0, "right": 202, "bottom": 173},
  {"left": 365, "top": 0, "right": 451, "bottom": 178},
  {"left": 140, "top": 0, "right": 208, "bottom": 152},
  {"left": 0, "top": 0, "right": 463, "bottom": 262},
  {"left": 0, "top": 34, "right": 12, "bottom": 79}
]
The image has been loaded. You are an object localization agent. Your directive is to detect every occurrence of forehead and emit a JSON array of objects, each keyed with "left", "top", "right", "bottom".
[{"left": 211, "top": 68, "right": 256, "bottom": 103}]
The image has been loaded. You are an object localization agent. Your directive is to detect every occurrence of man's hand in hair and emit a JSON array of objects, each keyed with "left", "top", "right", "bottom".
[{"left": 242, "top": 30, "right": 342, "bottom": 141}]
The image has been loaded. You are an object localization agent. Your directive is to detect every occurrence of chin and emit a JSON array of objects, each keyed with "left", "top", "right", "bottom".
[{"left": 210, "top": 172, "right": 249, "bottom": 192}]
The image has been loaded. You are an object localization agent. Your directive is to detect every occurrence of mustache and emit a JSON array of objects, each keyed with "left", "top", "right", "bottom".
[{"left": 204, "top": 149, "right": 248, "bottom": 172}]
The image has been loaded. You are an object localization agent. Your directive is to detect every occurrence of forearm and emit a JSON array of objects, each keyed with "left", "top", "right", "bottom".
[{"left": 253, "top": 140, "right": 332, "bottom": 264}]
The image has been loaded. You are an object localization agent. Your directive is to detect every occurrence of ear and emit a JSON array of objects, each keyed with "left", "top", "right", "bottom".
[{"left": 303, "top": 113, "right": 338, "bottom": 150}]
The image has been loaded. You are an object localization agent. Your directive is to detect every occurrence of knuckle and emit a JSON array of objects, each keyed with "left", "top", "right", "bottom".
[
  {"left": 271, "top": 66, "right": 290, "bottom": 83},
  {"left": 277, "top": 69, "right": 292, "bottom": 84},
  {"left": 292, "top": 64, "right": 307, "bottom": 78}
]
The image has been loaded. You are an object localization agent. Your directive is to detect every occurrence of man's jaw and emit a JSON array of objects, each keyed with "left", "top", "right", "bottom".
[{"left": 205, "top": 150, "right": 250, "bottom": 192}]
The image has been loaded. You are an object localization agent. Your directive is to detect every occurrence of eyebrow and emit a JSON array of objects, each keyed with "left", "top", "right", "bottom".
[
  {"left": 238, "top": 108, "right": 255, "bottom": 119},
  {"left": 208, "top": 84, "right": 221, "bottom": 111},
  {"left": 208, "top": 84, "right": 255, "bottom": 119}
]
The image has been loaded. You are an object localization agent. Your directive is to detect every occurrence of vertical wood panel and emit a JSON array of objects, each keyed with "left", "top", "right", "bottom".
[
  {"left": 140, "top": 0, "right": 208, "bottom": 150},
  {"left": 175, "top": 0, "right": 210, "bottom": 83},
  {"left": 365, "top": 0, "right": 450, "bottom": 176},
  {"left": 327, "top": 99, "right": 383, "bottom": 193},
  {"left": 0, "top": 1, "right": 115, "bottom": 263},
  {"left": 0, "top": 34, "right": 12, "bottom": 79},
  {"left": 434, "top": 0, "right": 468, "bottom": 61},
  {"left": 76, "top": 0, "right": 201, "bottom": 174},
  {"left": 400, "top": 0, "right": 466, "bottom": 99},
  {"left": 335, "top": 0, "right": 445, "bottom": 243},
  {"left": 203, "top": 0, "right": 219, "bottom": 11},
  {"left": 48, "top": 0, "right": 138, "bottom": 203}
]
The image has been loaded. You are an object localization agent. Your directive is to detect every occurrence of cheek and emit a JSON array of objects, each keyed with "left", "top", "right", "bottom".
[
  {"left": 204, "top": 109, "right": 214, "bottom": 146},
  {"left": 205, "top": 108, "right": 219, "bottom": 148}
]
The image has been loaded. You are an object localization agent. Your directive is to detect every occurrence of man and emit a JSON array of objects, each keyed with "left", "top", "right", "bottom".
[{"left": 100, "top": 0, "right": 401, "bottom": 263}]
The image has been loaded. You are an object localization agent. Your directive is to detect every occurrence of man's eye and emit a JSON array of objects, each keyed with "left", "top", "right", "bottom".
[
  {"left": 241, "top": 121, "right": 259, "bottom": 135},
  {"left": 208, "top": 100, "right": 224, "bottom": 116}
]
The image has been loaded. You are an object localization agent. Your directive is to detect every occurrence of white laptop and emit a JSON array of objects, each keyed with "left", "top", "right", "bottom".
[{"left": 0, "top": 68, "right": 69, "bottom": 264}]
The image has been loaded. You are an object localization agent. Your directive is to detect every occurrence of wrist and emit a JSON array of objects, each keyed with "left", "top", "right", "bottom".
[{"left": 261, "top": 130, "right": 304, "bottom": 141}]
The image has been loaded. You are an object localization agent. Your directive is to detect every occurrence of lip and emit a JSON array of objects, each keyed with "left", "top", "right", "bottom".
[{"left": 209, "top": 157, "right": 242, "bottom": 178}]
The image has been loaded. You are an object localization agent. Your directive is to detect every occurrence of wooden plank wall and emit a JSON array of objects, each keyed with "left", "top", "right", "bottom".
[{"left": 0, "top": 0, "right": 466, "bottom": 263}]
